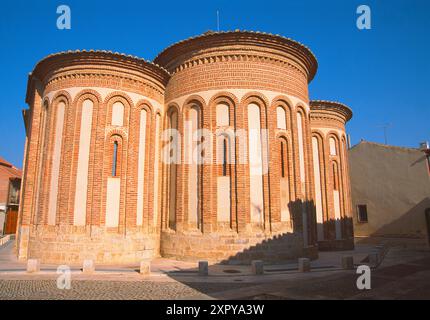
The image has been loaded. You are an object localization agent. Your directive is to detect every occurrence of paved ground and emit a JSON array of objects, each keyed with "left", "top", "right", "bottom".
[{"left": 0, "top": 238, "right": 429, "bottom": 300}]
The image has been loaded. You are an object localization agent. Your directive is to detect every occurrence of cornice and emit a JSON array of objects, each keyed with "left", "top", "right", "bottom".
[
  {"left": 26, "top": 50, "right": 171, "bottom": 104},
  {"left": 310, "top": 100, "right": 353, "bottom": 123},
  {"left": 171, "top": 51, "right": 307, "bottom": 79},
  {"left": 154, "top": 30, "right": 318, "bottom": 82}
]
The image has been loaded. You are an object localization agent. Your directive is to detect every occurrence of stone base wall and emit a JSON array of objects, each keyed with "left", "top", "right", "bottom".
[
  {"left": 16, "top": 225, "right": 319, "bottom": 264},
  {"left": 160, "top": 230, "right": 318, "bottom": 264},
  {"left": 18, "top": 225, "right": 160, "bottom": 265},
  {"left": 317, "top": 238, "right": 355, "bottom": 251}
]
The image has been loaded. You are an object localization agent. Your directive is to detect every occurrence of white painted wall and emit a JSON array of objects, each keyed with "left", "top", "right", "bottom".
[
  {"left": 73, "top": 99, "right": 93, "bottom": 226},
  {"left": 280, "top": 179, "right": 290, "bottom": 222},
  {"left": 0, "top": 211, "right": 5, "bottom": 235},
  {"left": 334, "top": 190, "right": 342, "bottom": 240},
  {"left": 153, "top": 114, "right": 161, "bottom": 227},
  {"left": 217, "top": 176, "right": 231, "bottom": 222},
  {"left": 111, "top": 102, "right": 124, "bottom": 126},
  {"left": 136, "top": 109, "right": 147, "bottom": 226},
  {"left": 216, "top": 103, "right": 229, "bottom": 127},
  {"left": 48, "top": 101, "right": 66, "bottom": 225},
  {"left": 248, "top": 103, "right": 264, "bottom": 224},
  {"left": 276, "top": 106, "right": 287, "bottom": 129},
  {"left": 329, "top": 137, "right": 337, "bottom": 156},
  {"left": 312, "top": 137, "right": 324, "bottom": 241},
  {"left": 187, "top": 107, "right": 199, "bottom": 226},
  {"left": 105, "top": 177, "right": 121, "bottom": 228},
  {"left": 297, "top": 112, "right": 308, "bottom": 246}
]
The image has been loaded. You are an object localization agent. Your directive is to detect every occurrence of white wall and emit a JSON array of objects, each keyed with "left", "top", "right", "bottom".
[
  {"left": 73, "top": 99, "right": 93, "bottom": 226},
  {"left": 48, "top": 101, "right": 66, "bottom": 225}
]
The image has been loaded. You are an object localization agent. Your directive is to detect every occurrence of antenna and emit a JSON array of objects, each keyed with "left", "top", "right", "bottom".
[
  {"left": 375, "top": 123, "right": 392, "bottom": 145},
  {"left": 216, "top": 10, "right": 220, "bottom": 31}
]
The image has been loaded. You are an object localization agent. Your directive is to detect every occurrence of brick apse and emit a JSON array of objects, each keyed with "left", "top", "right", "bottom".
[{"left": 16, "top": 31, "right": 354, "bottom": 264}]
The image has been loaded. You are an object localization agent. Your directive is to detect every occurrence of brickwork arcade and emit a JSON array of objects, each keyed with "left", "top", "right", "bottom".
[{"left": 17, "top": 31, "right": 353, "bottom": 264}]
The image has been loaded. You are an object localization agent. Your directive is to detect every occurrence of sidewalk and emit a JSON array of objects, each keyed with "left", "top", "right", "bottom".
[
  {"left": 2, "top": 238, "right": 428, "bottom": 299},
  {"left": 0, "top": 238, "right": 374, "bottom": 280}
]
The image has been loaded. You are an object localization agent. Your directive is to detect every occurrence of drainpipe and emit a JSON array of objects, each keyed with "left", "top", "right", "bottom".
[{"left": 420, "top": 141, "right": 430, "bottom": 176}]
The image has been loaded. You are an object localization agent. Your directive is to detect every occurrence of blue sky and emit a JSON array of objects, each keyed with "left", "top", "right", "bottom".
[{"left": 0, "top": 0, "right": 429, "bottom": 167}]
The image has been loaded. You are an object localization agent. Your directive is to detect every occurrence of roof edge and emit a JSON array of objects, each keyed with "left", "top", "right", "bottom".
[{"left": 310, "top": 99, "right": 353, "bottom": 122}]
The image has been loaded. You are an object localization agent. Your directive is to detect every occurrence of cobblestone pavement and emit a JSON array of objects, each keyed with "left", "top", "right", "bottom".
[
  {"left": 1, "top": 239, "right": 429, "bottom": 300},
  {"left": 207, "top": 248, "right": 430, "bottom": 300},
  {"left": 0, "top": 279, "right": 261, "bottom": 300}
]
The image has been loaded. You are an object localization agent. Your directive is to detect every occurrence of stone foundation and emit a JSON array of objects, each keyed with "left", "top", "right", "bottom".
[
  {"left": 160, "top": 230, "right": 317, "bottom": 264},
  {"left": 19, "top": 225, "right": 160, "bottom": 264}
]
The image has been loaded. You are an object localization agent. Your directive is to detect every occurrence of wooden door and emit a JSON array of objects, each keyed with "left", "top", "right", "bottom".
[{"left": 4, "top": 208, "right": 18, "bottom": 234}]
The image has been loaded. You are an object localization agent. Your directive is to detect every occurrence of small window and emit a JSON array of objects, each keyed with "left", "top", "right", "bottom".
[
  {"left": 357, "top": 205, "right": 368, "bottom": 223},
  {"left": 222, "top": 137, "right": 228, "bottom": 176},
  {"left": 112, "top": 141, "right": 119, "bottom": 177},
  {"left": 280, "top": 140, "right": 286, "bottom": 178}
]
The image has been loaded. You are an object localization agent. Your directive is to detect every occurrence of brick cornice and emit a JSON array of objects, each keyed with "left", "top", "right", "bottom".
[
  {"left": 310, "top": 100, "right": 353, "bottom": 124},
  {"left": 27, "top": 50, "right": 170, "bottom": 104},
  {"left": 154, "top": 30, "right": 318, "bottom": 82}
]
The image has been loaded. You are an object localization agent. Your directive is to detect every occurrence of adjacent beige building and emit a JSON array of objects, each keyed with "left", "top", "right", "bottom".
[{"left": 349, "top": 141, "right": 430, "bottom": 247}]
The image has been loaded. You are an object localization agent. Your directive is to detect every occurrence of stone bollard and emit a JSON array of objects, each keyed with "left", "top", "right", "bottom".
[
  {"left": 298, "top": 258, "right": 311, "bottom": 272},
  {"left": 342, "top": 256, "right": 354, "bottom": 270},
  {"left": 139, "top": 261, "right": 151, "bottom": 275},
  {"left": 251, "top": 260, "right": 264, "bottom": 275},
  {"left": 26, "top": 259, "right": 40, "bottom": 273},
  {"left": 82, "top": 259, "right": 95, "bottom": 274},
  {"left": 198, "top": 261, "right": 208, "bottom": 276}
]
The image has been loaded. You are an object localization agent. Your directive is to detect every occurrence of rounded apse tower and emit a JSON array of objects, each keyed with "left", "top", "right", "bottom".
[
  {"left": 17, "top": 31, "right": 353, "bottom": 265},
  {"left": 17, "top": 50, "right": 169, "bottom": 264},
  {"left": 309, "top": 100, "right": 354, "bottom": 250},
  {"left": 154, "top": 31, "right": 319, "bottom": 262}
]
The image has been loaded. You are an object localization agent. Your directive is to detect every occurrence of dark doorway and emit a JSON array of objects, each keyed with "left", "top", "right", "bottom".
[
  {"left": 4, "top": 207, "right": 18, "bottom": 234},
  {"left": 426, "top": 209, "right": 430, "bottom": 245}
]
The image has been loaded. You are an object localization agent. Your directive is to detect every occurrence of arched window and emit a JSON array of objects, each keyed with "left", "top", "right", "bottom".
[
  {"left": 280, "top": 139, "right": 286, "bottom": 178},
  {"left": 296, "top": 111, "right": 306, "bottom": 190},
  {"left": 166, "top": 107, "right": 178, "bottom": 230},
  {"left": 106, "top": 136, "right": 122, "bottom": 228},
  {"left": 112, "top": 141, "right": 119, "bottom": 177},
  {"left": 222, "top": 136, "right": 228, "bottom": 176},
  {"left": 276, "top": 106, "right": 287, "bottom": 130},
  {"left": 217, "top": 133, "right": 232, "bottom": 225},
  {"left": 332, "top": 162, "right": 339, "bottom": 190},
  {"left": 279, "top": 137, "right": 290, "bottom": 223}
]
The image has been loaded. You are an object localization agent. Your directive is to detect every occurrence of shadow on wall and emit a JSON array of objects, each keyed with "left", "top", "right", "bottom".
[
  {"left": 355, "top": 197, "right": 430, "bottom": 248},
  {"left": 317, "top": 216, "right": 354, "bottom": 251},
  {"left": 161, "top": 200, "right": 355, "bottom": 299},
  {"left": 217, "top": 199, "right": 319, "bottom": 265}
]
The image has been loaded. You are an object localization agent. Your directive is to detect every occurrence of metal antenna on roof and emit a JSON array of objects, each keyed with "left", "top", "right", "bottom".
[
  {"left": 217, "top": 10, "right": 220, "bottom": 32},
  {"left": 375, "top": 123, "right": 392, "bottom": 145}
]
